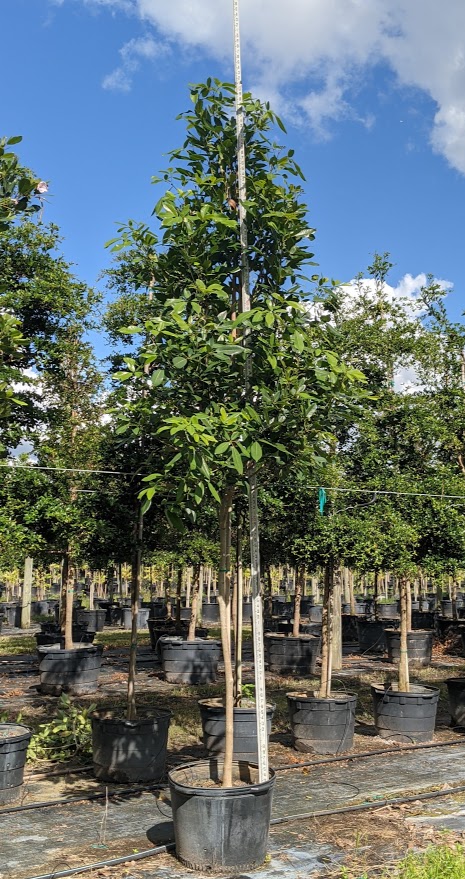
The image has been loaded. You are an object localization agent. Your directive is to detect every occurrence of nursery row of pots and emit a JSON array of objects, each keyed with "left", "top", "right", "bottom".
[{"left": 4, "top": 676, "right": 465, "bottom": 807}]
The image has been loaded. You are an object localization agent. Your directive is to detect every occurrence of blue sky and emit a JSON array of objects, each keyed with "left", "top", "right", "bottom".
[{"left": 2, "top": 0, "right": 465, "bottom": 326}]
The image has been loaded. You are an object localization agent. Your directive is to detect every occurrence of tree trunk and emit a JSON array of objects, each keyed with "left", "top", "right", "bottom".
[
  {"left": 398, "top": 576, "right": 410, "bottom": 693},
  {"left": 127, "top": 507, "right": 143, "bottom": 722},
  {"left": 234, "top": 520, "right": 243, "bottom": 705},
  {"left": 64, "top": 557, "right": 74, "bottom": 651},
  {"left": 188, "top": 565, "right": 201, "bottom": 641},
  {"left": 185, "top": 567, "right": 192, "bottom": 607},
  {"left": 349, "top": 568, "right": 356, "bottom": 615},
  {"left": 218, "top": 488, "right": 234, "bottom": 787},
  {"left": 319, "top": 560, "right": 333, "bottom": 699},
  {"left": 292, "top": 565, "right": 303, "bottom": 637},
  {"left": 20, "top": 557, "right": 33, "bottom": 630},
  {"left": 175, "top": 567, "right": 182, "bottom": 628},
  {"left": 331, "top": 564, "right": 342, "bottom": 670},
  {"left": 452, "top": 577, "right": 458, "bottom": 621}
]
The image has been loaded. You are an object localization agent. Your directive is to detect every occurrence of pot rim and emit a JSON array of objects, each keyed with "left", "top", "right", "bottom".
[
  {"left": 371, "top": 683, "right": 439, "bottom": 697},
  {"left": 37, "top": 644, "right": 103, "bottom": 655},
  {"left": 198, "top": 697, "right": 276, "bottom": 712},
  {"left": 91, "top": 708, "right": 172, "bottom": 726},
  {"left": 286, "top": 690, "right": 357, "bottom": 704},
  {"left": 0, "top": 723, "right": 32, "bottom": 744},
  {"left": 168, "top": 759, "right": 275, "bottom": 796}
]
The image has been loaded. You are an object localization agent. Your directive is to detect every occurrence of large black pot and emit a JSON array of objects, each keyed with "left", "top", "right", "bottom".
[
  {"left": 91, "top": 709, "right": 172, "bottom": 783},
  {"left": 159, "top": 637, "right": 221, "bottom": 684},
  {"left": 201, "top": 602, "right": 220, "bottom": 623},
  {"left": 371, "top": 683, "right": 439, "bottom": 743},
  {"left": 198, "top": 699, "right": 275, "bottom": 762},
  {"left": 411, "top": 611, "right": 435, "bottom": 630},
  {"left": 385, "top": 629, "right": 433, "bottom": 667},
  {"left": 149, "top": 600, "right": 167, "bottom": 620},
  {"left": 147, "top": 618, "right": 185, "bottom": 651},
  {"left": 0, "top": 724, "right": 31, "bottom": 805},
  {"left": 73, "top": 608, "right": 106, "bottom": 632},
  {"left": 121, "top": 607, "right": 150, "bottom": 631},
  {"left": 357, "top": 619, "right": 386, "bottom": 654},
  {"left": 287, "top": 691, "right": 357, "bottom": 754},
  {"left": 34, "top": 626, "right": 95, "bottom": 649},
  {"left": 376, "top": 602, "right": 399, "bottom": 621},
  {"left": 265, "top": 633, "right": 320, "bottom": 676},
  {"left": 445, "top": 678, "right": 465, "bottom": 728},
  {"left": 308, "top": 605, "right": 323, "bottom": 623},
  {"left": 342, "top": 601, "right": 367, "bottom": 616},
  {"left": 169, "top": 760, "right": 275, "bottom": 873},
  {"left": 37, "top": 644, "right": 103, "bottom": 695}
]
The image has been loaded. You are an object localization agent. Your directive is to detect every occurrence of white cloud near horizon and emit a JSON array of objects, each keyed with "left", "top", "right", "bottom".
[{"left": 59, "top": 0, "right": 465, "bottom": 175}]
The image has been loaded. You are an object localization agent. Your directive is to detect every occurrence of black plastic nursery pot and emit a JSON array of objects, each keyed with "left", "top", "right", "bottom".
[
  {"left": 91, "top": 709, "right": 172, "bottom": 783},
  {"left": 168, "top": 759, "right": 275, "bottom": 874},
  {"left": 356, "top": 619, "right": 386, "bottom": 654},
  {"left": 445, "top": 678, "right": 465, "bottom": 728},
  {"left": 198, "top": 699, "right": 275, "bottom": 762},
  {"left": 287, "top": 691, "right": 357, "bottom": 754},
  {"left": 37, "top": 644, "right": 103, "bottom": 695},
  {"left": 121, "top": 606, "right": 150, "bottom": 631},
  {"left": 159, "top": 637, "right": 221, "bottom": 684},
  {"left": 147, "top": 618, "right": 186, "bottom": 651},
  {"left": 385, "top": 629, "right": 433, "bottom": 667},
  {"left": 0, "top": 724, "right": 31, "bottom": 805},
  {"left": 375, "top": 602, "right": 400, "bottom": 621},
  {"left": 201, "top": 602, "right": 220, "bottom": 623},
  {"left": 73, "top": 608, "right": 106, "bottom": 632},
  {"left": 308, "top": 605, "right": 323, "bottom": 623},
  {"left": 371, "top": 683, "right": 439, "bottom": 743},
  {"left": 265, "top": 633, "right": 320, "bottom": 676}
]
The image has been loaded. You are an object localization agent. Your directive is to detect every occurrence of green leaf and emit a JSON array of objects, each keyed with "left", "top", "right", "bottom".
[
  {"left": 250, "top": 441, "right": 262, "bottom": 462},
  {"left": 207, "top": 482, "right": 221, "bottom": 503},
  {"left": 173, "top": 356, "right": 187, "bottom": 369},
  {"left": 231, "top": 446, "right": 244, "bottom": 474},
  {"left": 165, "top": 508, "right": 185, "bottom": 532},
  {"left": 151, "top": 369, "right": 165, "bottom": 387}
]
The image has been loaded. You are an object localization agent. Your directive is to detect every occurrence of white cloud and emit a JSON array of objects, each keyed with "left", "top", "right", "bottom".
[
  {"left": 61, "top": 1, "right": 465, "bottom": 174},
  {"left": 102, "top": 35, "right": 171, "bottom": 92}
]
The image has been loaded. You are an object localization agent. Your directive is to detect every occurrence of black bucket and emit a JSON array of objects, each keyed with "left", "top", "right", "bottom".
[
  {"left": 201, "top": 603, "right": 220, "bottom": 623},
  {"left": 169, "top": 760, "right": 275, "bottom": 873},
  {"left": 159, "top": 637, "right": 221, "bottom": 684},
  {"left": 38, "top": 644, "right": 103, "bottom": 695},
  {"left": 445, "top": 678, "right": 465, "bottom": 728},
  {"left": 376, "top": 602, "right": 399, "bottom": 621},
  {"left": 0, "top": 724, "right": 31, "bottom": 805},
  {"left": 411, "top": 611, "right": 435, "bottom": 630},
  {"left": 91, "top": 709, "right": 171, "bottom": 783},
  {"left": 73, "top": 608, "right": 106, "bottom": 632},
  {"left": 265, "top": 633, "right": 320, "bottom": 675},
  {"left": 308, "top": 605, "right": 323, "bottom": 623},
  {"left": 385, "top": 629, "right": 433, "bottom": 667},
  {"left": 287, "top": 692, "right": 357, "bottom": 754},
  {"left": 371, "top": 684, "right": 439, "bottom": 743},
  {"left": 198, "top": 699, "right": 275, "bottom": 762},
  {"left": 149, "top": 600, "right": 167, "bottom": 620},
  {"left": 357, "top": 619, "right": 386, "bottom": 654}
]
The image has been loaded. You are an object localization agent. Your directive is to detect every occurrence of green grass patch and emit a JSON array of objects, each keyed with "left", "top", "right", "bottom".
[
  {"left": 345, "top": 843, "right": 465, "bottom": 878},
  {"left": 0, "top": 634, "right": 35, "bottom": 654}
]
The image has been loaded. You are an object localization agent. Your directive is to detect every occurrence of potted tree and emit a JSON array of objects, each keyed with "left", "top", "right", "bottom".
[
  {"left": 109, "top": 79, "right": 362, "bottom": 872},
  {"left": 91, "top": 502, "right": 172, "bottom": 783}
]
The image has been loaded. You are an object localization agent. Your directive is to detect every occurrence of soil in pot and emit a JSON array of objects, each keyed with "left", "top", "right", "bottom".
[
  {"left": 445, "top": 678, "right": 465, "bottom": 728},
  {"left": 92, "top": 709, "right": 172, "bottom": 783},
  {"left": 385, "top": 629, "right": 433, "bottom": 667},
  {"left": 159, "top": 637, "right": 221, "bottom": 684},
  {"left": 169, "top": 759, "right": 275, "bottom": 874},
  {"left": 37, "top": 644, "right": 103, "bottom": 696},
  {"left": 264, "top": 633, "right": 320, "bottom": 675},
  {"left": 371, "top": 683, "right": 439, "bottom": 743},
  {"left": 198, "top": 698, "right": 275, "bottom": 762},
  {"left": 0, "top": 724, "right": 31, "bottom": 805},
  {"left": 287, "top": 691, "right": 357, "bottom": 754}
]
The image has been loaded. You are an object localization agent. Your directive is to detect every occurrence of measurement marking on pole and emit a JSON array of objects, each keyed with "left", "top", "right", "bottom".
[{"left": 233, "top": 0, "right": 269, "bottom": 783}]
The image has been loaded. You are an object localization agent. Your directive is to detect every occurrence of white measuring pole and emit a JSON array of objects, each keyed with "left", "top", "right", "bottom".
[{"left": 233, "top": 0, "right": 269, "bottom": 783}]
